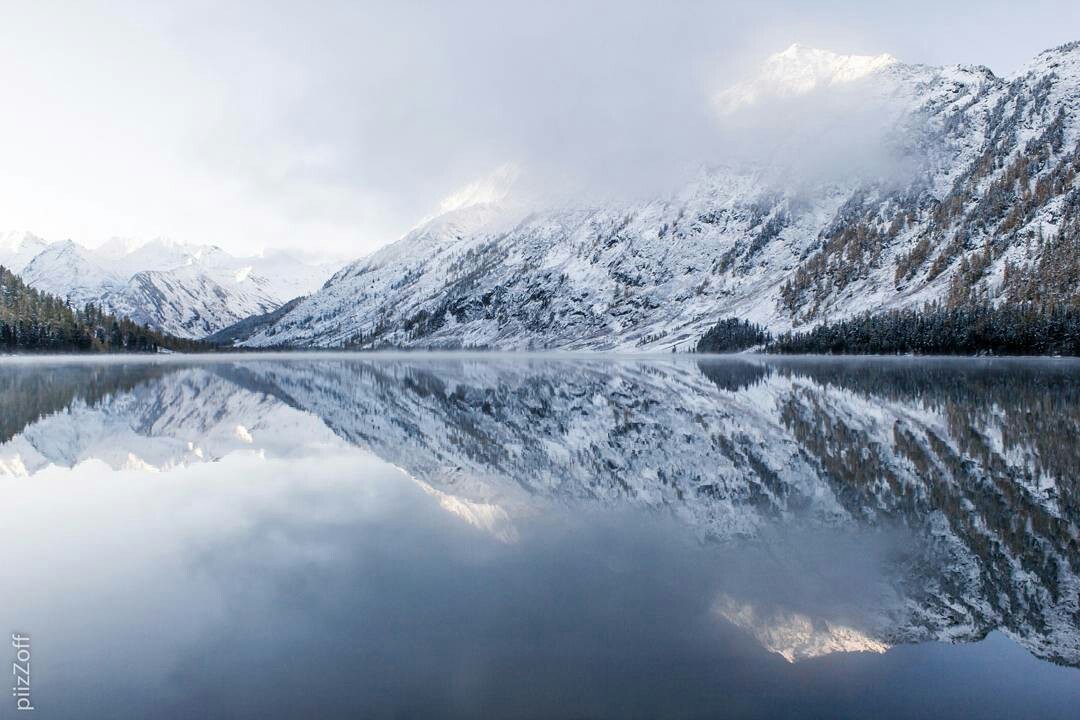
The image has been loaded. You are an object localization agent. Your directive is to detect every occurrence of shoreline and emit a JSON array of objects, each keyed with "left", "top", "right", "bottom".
[{"left": 2, "top": 349, "right": 1079, "bottom": 364}]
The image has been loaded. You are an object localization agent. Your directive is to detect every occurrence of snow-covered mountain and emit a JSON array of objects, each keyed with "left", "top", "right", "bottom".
[
  {"left": 0, "top": 233, "right": 337, "bottom": 338},
  {"left": 0, "top": 231, "right": 49, "bottom": 274},
  {"left": 243, "top": 41, "right": 1080, "bottom": 350},
  {"left": 18, "top": 238, "right": 125, "bottom": 305},
  {"left": 714, "top": 43, "right": 900, "bottom": 114}
]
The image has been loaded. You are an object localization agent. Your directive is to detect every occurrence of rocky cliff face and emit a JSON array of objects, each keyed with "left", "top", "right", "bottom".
[{"left": 243, "top": 42, "right": 1080, "bottom": 350}]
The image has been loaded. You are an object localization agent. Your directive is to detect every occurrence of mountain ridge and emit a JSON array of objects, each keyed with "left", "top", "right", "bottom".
[
  {"left": 241, "top": 41, "right": 1080, "bottom": 351},
  {"left": 0, "top": 233, "right": 336, "bottom": 339}
]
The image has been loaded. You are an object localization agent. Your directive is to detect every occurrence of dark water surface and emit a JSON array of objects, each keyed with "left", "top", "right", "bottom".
[{"left": 2, "top": 354, "right": 1078, "bottom": 719}]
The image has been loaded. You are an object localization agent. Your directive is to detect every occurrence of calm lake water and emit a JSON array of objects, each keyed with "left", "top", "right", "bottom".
[{"left": 2, "top": 354, "right": 1078, "bottom": 719}]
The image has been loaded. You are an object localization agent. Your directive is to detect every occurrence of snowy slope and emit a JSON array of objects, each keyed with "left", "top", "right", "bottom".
[
  {"left": 0, "top": 235, "right": 336, "bottom": 338},
  {"left": 0, "top": 231, "right": 50, "bottom": 274},
  {"left": 20, "top": 239, "right": 128, "bottom": 307},
  {"left": 245, "top": 41, "right": 1080, "bottom": 350}
]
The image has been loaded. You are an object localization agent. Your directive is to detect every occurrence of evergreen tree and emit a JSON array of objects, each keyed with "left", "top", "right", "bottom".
[
  {"left": 0, "top": 265, "right": 209, "bottom": 354},
  {"left": 767, "top": 304, "right": 1080, "bottom": 356},
  {"left": 696, "top": 318, "right": 771, "bottom": 353}
]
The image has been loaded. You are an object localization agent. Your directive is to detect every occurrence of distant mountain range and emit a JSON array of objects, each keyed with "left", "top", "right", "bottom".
[
  {"left": 0, "top": 233, "right": 336, "bottom": 339},
  {"left": 237, "top": 41, "right": 1080, "bottom": 350},
  {"left": 5, "top": 41, "right": 1077, "bottom": 350}
]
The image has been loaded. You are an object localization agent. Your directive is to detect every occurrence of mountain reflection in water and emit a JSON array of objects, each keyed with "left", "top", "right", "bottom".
[{"left": 1, "top": 355, "right": 1077, "bottom": 719}]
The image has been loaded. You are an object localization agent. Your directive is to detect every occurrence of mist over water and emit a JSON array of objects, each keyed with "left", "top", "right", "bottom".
[{"left": 2, "top": 355, "right": 1078, "bottom": 718}]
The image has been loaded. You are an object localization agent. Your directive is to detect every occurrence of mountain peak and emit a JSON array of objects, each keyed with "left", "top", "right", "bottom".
[
  {"left": 435, "top": 163, "right": 520, "bottom": 217},
  {"left": 4, "top": 231, "right": 336, "bottom": 338},
  {"left": 716, "top": 44, "right": 899, "bottom": 114},
  {"left": 95, "top": 236, "right": 144, "bottom": 258},
  {"left": 0, "top": 232, "right": 50, "bottom": 274},
  {"left": 1042, "top": 39, "right": 1080, "bottom": 56},
  {"left": 0, "top": 230, "right": 46, "bottom": 252},
  {"left": 52, "top": 238, "right": 81, "bottom": 252},
  {"left": 1013, "top": 38, "right": 1080, "bottom": 83}
]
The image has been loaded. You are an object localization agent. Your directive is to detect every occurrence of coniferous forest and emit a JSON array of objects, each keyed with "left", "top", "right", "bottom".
[
  {"left": 0, "top": 265, "right": 207, "bottom": 353},
  {"left": 697, "top": 304, "right": 1080, "bottom": 356},
  {"left": 769, "top": 304, "right": 1080, "bottom": 356},
  {"left": 696, "top": 318, "right": 772, "bottom": 353}
]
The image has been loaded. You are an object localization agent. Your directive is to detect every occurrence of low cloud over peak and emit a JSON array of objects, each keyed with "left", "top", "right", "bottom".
[{"left": 715, "top": 44, "right": 900, "bottom": 114}]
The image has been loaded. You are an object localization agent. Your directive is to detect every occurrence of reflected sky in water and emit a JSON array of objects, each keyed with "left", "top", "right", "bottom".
[{"left": 1, "top": 354, "right": 1078, "bottom": 719}]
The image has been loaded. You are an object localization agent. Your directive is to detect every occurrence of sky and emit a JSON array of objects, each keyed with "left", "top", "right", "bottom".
[{"left": 0, "top": 1, "right": 1077, "bottom": 260}]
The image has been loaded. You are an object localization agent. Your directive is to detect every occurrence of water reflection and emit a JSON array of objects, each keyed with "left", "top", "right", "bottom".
[{"left": 1, "top": 355, "right": 1078, "bottom": 718}]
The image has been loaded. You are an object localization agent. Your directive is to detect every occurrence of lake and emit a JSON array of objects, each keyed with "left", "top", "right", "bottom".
[{"left": 1, "top": 354, "right": 1078, "bottom": 719}]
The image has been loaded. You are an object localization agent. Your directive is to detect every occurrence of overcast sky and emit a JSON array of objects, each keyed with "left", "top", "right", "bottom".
[{"left": 1, "top": 1, "right": 1076, "bottom": 259}]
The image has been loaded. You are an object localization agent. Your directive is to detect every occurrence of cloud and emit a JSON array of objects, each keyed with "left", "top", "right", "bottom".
[
  {"left": 0, "top": 1, "right": 1076, "bottom": 258},
  {"left": 714, "top": 44, "right": 899, "bottom": 115},
  {"left": 707, "top": 47, "right": 927, "bottom": 192},
  {"left": 434, "top": 164, "right": 520, "bottom": 218}
]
